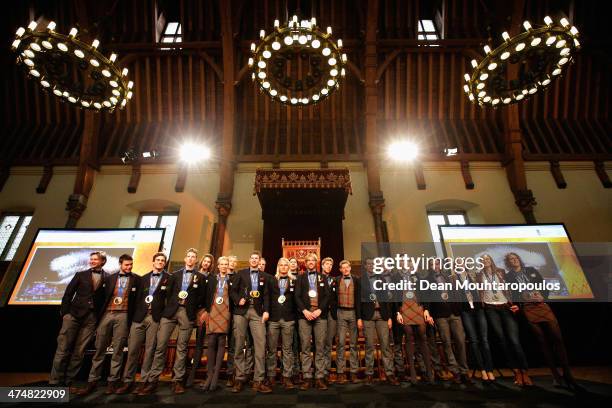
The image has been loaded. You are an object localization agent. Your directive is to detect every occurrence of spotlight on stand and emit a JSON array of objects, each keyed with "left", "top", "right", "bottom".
[
  {"left": 179, "top": 142, "right": 211, "bottom": 163},
  {"left": 444, "top": 147, "right": 458, "bottom": 157},
  {"left": 387, "top": 140, "right": 419, "bottom": 162}
]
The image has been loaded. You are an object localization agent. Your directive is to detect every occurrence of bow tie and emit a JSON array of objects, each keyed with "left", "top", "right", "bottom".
[
  {"left": 185, "top": 270, "right": 193, "bottom": 274},
  {"left": 250, "top": 270, "right": 258, "bottom": 274},
  {"left": 279, "top": 276, "right": 288, "bottom": 280},
  {"left": 92, "top": 270, "right": 102, "bottom": 274},
  {"left": 308, "top": 271, "right": 317, "bottom": 275},
  {"left": 343, "top": 277, "right": 351, "bottom": 280},
  {"left": 119, "top": 273, "right": 131, "bottom": 277},
  {"left": 152, "top": 273, "right": 161, "bottom": 277}
]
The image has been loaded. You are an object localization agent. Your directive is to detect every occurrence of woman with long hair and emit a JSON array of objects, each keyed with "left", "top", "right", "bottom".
[
  {"left": 199, "top": 253, "right": 215, "bottom": 277},
  {"left": 504, "top": 252, "right": 583, "bottom": 392},
  {"left": 477, "top": 254, "right": 531, "bottom": 386},
  {"left": 200, "top": 256, "right": 232, "bottom": 392}
]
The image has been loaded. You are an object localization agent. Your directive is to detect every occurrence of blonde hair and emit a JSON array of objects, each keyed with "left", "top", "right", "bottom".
[
  {"left": 305, "top": 253, "right": 318, "bottom": 262},
  {"left": 339, "top": 260, "right": 351, "bottom": 268},
  {"left": 275, "top": 257, "right": 295, "bottom": 280}
]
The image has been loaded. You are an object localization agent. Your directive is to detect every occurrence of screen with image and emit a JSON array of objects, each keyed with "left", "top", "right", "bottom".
[
  {"left": 8, "top": 228, "right": 165, "bottom": 305},
  {"left": 439, "top": 224, "right": 593, "bottom": 300}
]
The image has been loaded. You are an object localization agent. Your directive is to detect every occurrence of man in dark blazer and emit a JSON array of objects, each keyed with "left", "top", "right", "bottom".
[
  {"left": 78, "top": 254, "right": 141, "bottom": 395},
  {"left": 334, "top": 260, "right": 362, "bottom": 384},
  {"left": 115, "top": 252, "right": 170, "bottom": 395},
  {"left": 295, "top": 253, "right": 330, "bottom": 390},
  {"left": 230, "top": 251, "right": 271, "bottom": 393},
  {"left": 144, "top": 248, "right": 207, "bottom": 394},
  {"left": 49, "top": 251, "right": 107, "bottom": 389},
  {"left": 359, "top": 268, "right": 400, "bottom": 385},
  {"left": 321, "top": 257, "right": 337, "bottom": 384},
  {"left": 265, "top": 258, "right": 298, "bottom": 389}
]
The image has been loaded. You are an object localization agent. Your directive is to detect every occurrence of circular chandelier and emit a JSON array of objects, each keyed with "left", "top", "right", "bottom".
[
  {"left": 464, "top": 16, "right": 580, "bottom": 107},
  {"left": 249, "top": 14, "right": 347, "bottom": 106},
  {"left": 11, "top": 20, "right": 132, "bottom": 112}
]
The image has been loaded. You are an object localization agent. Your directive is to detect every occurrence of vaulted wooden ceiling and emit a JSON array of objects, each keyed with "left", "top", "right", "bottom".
[{"left": 1, "top": 0, "right": 610, "bottom": 166}]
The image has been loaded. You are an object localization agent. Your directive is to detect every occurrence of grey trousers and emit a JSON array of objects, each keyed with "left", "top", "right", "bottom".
[
  {"left": 436, "top": 314, "right": 468, "bottom": 375},
  {"left": 391, "top": 323, "right": 406, "bottom": 374},
  {"left": 323, "top": 315, "right": 337, "bottom": 375},
  {"left": 298, "top": 318, "right": 327, "bottom": 379},
  {"left": 266, "top": 319, "right": 295, "bottom": 378},
  {"left": 232, "top": 306, "right": 266, "bottom": 381},
  {"left": 336, "top": 309, "right": 359, "bottom": 374},
  {"left": 88, "top": 312, "right": 129, "bottom": 382},
  {"left": 363, "top": 312, "right": 394, "bottom": 376},
  {"left": 424, "top": 324, "right": 443, "bottom": 371},
  {"left": 122, "top": 314, "right": 160, "bottom": 383},
  {"left": 226, "top": 327, "right": 253, "bottom": 377},
  {"left": 49, "top": 312, "right": 97, "bottom": 385},
  {"left": 149, "top": 307, "right": 194, "bottom": 383}
]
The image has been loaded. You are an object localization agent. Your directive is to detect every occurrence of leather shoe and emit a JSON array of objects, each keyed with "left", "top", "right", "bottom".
[
  {"left": 387, "top": 375, "right": 400, "bottom": 386},
  {"left": 105, "top": 381, "right": 119, "bottom": 395},
  {"left": 231, "top": 381, "right": 243, "bottom": 393},
  {"left": 283, "top": 377, "right": 295, "bottom": 390},
  {"left": 138, "top": 382, "right": 157, "bottom": 395},
  {"left": 253, "top": 381, "right": 272, "bottom": 393},
  {"left": 77, "top": 381, "right": 98, "bottom": 396},
  {"left": 226, "top": 376, "right": 235, "bottom": 387},
  {"left": 114, "top": 382, "right": 133, "bottom": 394},
  {"left": 131, "top": 383, "right": 146, "bottom": 394},
  {"left": 315, "top": 379, "right": 328, "bottom": 390},
  {"left": 299, "top": 380, "right": 312, "bottom": 390},
  {"left": 172, "top": 382, "right": 186, "bottom": 394}
]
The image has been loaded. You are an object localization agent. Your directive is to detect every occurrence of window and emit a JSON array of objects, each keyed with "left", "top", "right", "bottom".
[
  {"left": 418, "top": 19, "right": 440, "bottom": 45},
  {"left": 137, "top": 212, "right": 178, "bottom": 256},
  {"left": 427, "top": 211, "right": 467, "bottom": 242},
  {"left": 0, "top": 213, "right": 33, "bottom": 261},
  {"left": 160, "top": 21, "right": 182, "bottom": 48}
]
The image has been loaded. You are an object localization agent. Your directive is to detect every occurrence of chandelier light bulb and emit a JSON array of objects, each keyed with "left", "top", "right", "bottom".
[
  {"left": 109, "top": 53, "right": 117, "bottom": 62},
  {"left": 53, "top": 89, "right": 62, "bottom": 96},
  {"left": 556, "top": 39, "right": 566, "bottom": 48},
  {"left": 127, "top": 81, "right": 133, "bottom": 89},
  {"left": 28, "top": 21, "right": 38, "bottom": 30},
  {"left": 477, "top": 90, "right": 486, "bottom": 98},
  {"left": 92, "top": 39, "right": 99, "bottom": 49},
  {"left": 337, "top": 39, "right": 343, "bottom": 48},
  {"left": 250, "top": 43, "right": 256, "bottom": 52},
  {"left": 81, "top": 101, "right": 90, "bottom": 107},
  {"left": 257, "top": 61, "right": 266, "bottom": 69},
  {"left": 503, "top": 97, "right": 511, "bottom": 104},
  {"left": 341, "top": 53, "right": 347, "bottom": 62},
  {"left": 328, "top": 57, "right": 337, "bottom": 65},
  {"left": 464, "top": 73, "right": 470, "bottom": 82},
  {"left": 326, "top": 26, "right": 332, "bottom": 35},
  {"left": 523, "top": 21, "right": 532, "bottom": 30},
  {"left": 476, "top": 82, "right": 485, "bottom": 90},
  {"left": 274, "top": 19, "right": 279, "bottom": 28},
  {"left": 68, "top": 96, "right": 77, "bottom": 103},
  {"left": 487, "top": 62, "right": 497, "bottom": 70},
  {"left": 311, "top": 39, "right": 320, "bottom": 48},
  {"left": 90, "top": 58, "right": 99, "bottom": 67},
  {"left": 321, "top": 88, "right": 329, "bottom": 95},
  {"left": 284, "top": 36, "right": 293, "bottom": 45},
  {"left": 69, "top": 27, "right": 78, "bottom": 37},
  {"left": 483, "top": 45, "right": 491, "bottom": 54},
  {"left": 492, "top": 98, "right": 500, "bottom": 105},
  {"left": 290, "top": 97, "right": 298, "bottom": 104},
  {"left": 516, "top": 94, "right": 524, "bottom": 100},
  {"left": 57, "top": 43, "right": 68, "bottom": 52},
  {"left": 24, "top": 58, "right": 34, "bottom": 67},
  {"left": 322, "top": 47, "right": 331, "bottom": 56},
  {"left": 93, "top": 102, "right": 102, "bottom": 109},
  {"left": 112, "top": 89, "right": 121, "bottom": 96},
  {"left": 331, "top": 68, "right": 338, "bottom": 77},
  {"left": 24, "top": 49, "right": 35, "bottom": 58},
  {"left": 483, "top": 96, "right": 491, "bottom": 102},
  {"left": 74, "top": 49, "right": 84, "bottom": 58},
  {"left": 471, "top": 59, "right": 478, "bottom": 68},
  {"left": 122, "top": 67, "right": 128, "bottom": 76},
  {"left": 262, "top": 49, "right": 271, "bottom": 58},
  {"left": 258, "top": 71, "right": 266, "bottom": 79},
  {"left": 30, "top": 43, "right": 41, "bottom": 51},
  {"left": 546, "top": 35, "right": 557, "bottom": 46},
  {"left": 463, "top": 84, "right": 470, "bottom": 93},
  {"left": 62, "top": 91, "right": 69, "bottom": 97},
  {"left": 30, "top": 69, "right": 40, "bottom": 77},
  {"left": 311, "top": 17, "right": 317, "bottom": 26},
  {"left": 574, "top": 38, "right": 580, "bottom": 47},
  {"left": 109, "top": 80, "right": 118, "bottom": 87},
  {"left": 127, "top": 91, "right": 133, "bottom": 99},
  {"left": 541, "top": 78, "right": 551, "bottom": 86},
  {"left": 570, "top": 26, "right": 578, "bottom": 36},
  {"left": 327, "top": 79, "right": 335, "bottom": 86},
  {"left": 341, "top": 68, "right": 345, "bottom": 76},
  {"left": 272, "top": 41, "right": 281, "bottom": 50},
  {"left": 280, "top": 95, "right": 287, "bottom": 102},
  {"left": 262, "top": 81, "right": 270, "bottom": 88},
  {"left": 41, "top": 79, "right": 50, "bottom": 87},
  {"left": 11, "top": 39, "right": 21, "bottom": 49},
  {"left": 515, "top": 42, "right": 525, "bottom": 51},
  {"left": 560, "top": 18, "right": 569, "bottom": 27},
  {"left": 260, "top": 30, "right": 265, "bottom": 39},
  {"left": 102, "top": 69, "right": 111, "bottom": 77},
  {"left": 552, "top": 68, "right": 562, "bottom": 75},
  {"left": 502, "top": 32, "right": 510, "bottom": 41},
  {"left": 47, "top": 21, "right": 56, "bottom": 31},
  {"left": 42, "top": 40, "right": 52, "bottom": 49},
  {"left": 312, "top": 94, "right": 320, "bottom": 101},
  {"left": 298, "top": 35, "right": 307, "bottom": 44},
  {"left": 531, "top": 37, "right": 541, "bottom": 46},
  {"left": 270, "top": 89, "right": 277, "bottom": 96},
  {"left": 468, "top": 93, "right": 475, "bottom": 101},
  {"left": 558, "top": 57, "right": 568, "bottom": 65},
  {"left": 103, "top": 101, "right": 111, "bottom": 107},
  {"left": 248, "top": 57, "right": 254, "bottom": 66},
  {"left": 544, "top": 16, "right": 553, "bottom": 25},
  {"left": 479, "top": 73, "right": 488, "bottom": 81},
  {"left": 16, "top": 27, "right": 26, "bottom": 37}
]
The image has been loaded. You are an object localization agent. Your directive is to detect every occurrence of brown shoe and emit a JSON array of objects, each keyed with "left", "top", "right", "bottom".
[
  {"left": 387, "top": 375, "right": 400, "bottom": 386},
  {"left": 231, "top": 380, "right": 243, "bottom": 393},
  {"left": 138, "top": 381, "right": 157, "bottom": 395},
  {"left": 283, "top": 377, "right": 295, "bottom": 390},
  {"left": 254, "top": 381, "right": 272, "bottom": 393},
  {"left": 132, "top": 383, "right": 146, "bottom": 394},
  {"left": 350, "top": 373, "right": 360, "bottom": 384},
  {"left": 365, "top": 375, "right": 373, "bottom": 385},
  {"left": 114, "top": 382, "right": 133, "bottom": 394},
  {"left": 266, "top": 377, "right": 276, "bottom": 387},
  {"left": 226, "top": 376, "right": 235, "bottom": 387},
  {"left": 299, "top": 380, "right": 312, "bottom": 390},
  {"left": 77, "top": 381, "right": 98, "bottom": 396},
  {"left": 172, "top": 382, "right": 186, "bottom": 394},
  {"left": 315, "top": 379, "right": 328, "bottom": 390},
  {"left": 336, "top": 373, "right": 348, "bottom": 384}
]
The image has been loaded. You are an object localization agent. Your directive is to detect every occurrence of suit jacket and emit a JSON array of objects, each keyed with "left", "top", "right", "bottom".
[
  {"left": 360, "top": 273, "right": 393, "bottom": 320},
  {"left": 229, "top": 268, "right": 270, "bottom": 316},
  {"left": 203, "top": 273, "right": 233, "bottom": 314},
  {"left": 505, "top": 266, "right": 547, "bottom": 303},
  {"left": 99, "top": 272, "right": 141, "bottom": 323},
  {"left": 60, "top": 268, "right": 107, "bottom": 319},
  {"left": 162, "top": 268, "right": 207, "bottom": 321},
  {"left": 334, "top": 275, "right": 362, "bottom": 318},
  {"left": 295, "top": 271, "right": 330, "bottom": 319},
  {"left": 268, "top": 275, "right": 297, "bottom": 322},
  {"left": 132, "top": 271, "right": 170, "bottom": 323},
  {"left": 325, "top": 274, "right": 338, "bottom": 320}
]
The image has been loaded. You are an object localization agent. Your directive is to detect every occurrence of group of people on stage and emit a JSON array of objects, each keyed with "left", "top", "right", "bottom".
[{"left": 48, "top": 248, "right": 584, "bottom": 397}]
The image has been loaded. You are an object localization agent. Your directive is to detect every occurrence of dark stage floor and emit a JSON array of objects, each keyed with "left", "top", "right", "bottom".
[{"left": 3, "top": 375, "right": 612, "bottom": 408}]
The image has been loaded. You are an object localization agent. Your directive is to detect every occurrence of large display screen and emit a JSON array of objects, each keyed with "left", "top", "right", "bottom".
[
  {"left": 439, "top": 224, "right": 593, "bottom": 300},
  {"left": 8, "top": 228, "right": 165, "bottom": 305}
]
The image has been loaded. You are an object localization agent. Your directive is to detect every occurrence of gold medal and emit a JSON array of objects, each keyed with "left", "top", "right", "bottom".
[
  {"left": 250, "top": 290, "right": 260, "bottom": 298},
  {"left": 178, "top": 290, "right": 189, "bottom": 299},
  {"left": 113, "top": 296, "right": 123, "bottom": 305},
  {"left": 145, "top": 295, "right": 153, "bottom": 304},
  {"left": 278, "top": 295, "right": 286, "bottom": 304},
  {"left": 308, "top": 289, "right": 317, "bottom": 298},
  {"left": 215, "top": 296, "right": 224, "bottom": 305}
]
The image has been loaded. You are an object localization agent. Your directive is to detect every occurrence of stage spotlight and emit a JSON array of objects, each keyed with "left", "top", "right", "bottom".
[
  {"left": 387, "top": 140, "right": 419, "bottom": 162},
  {"left": 444, "top": 147, "right": 458, "bottom": 157},
  {"left": 179, "top": 142, "right": 211, "bottom": 163}
]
